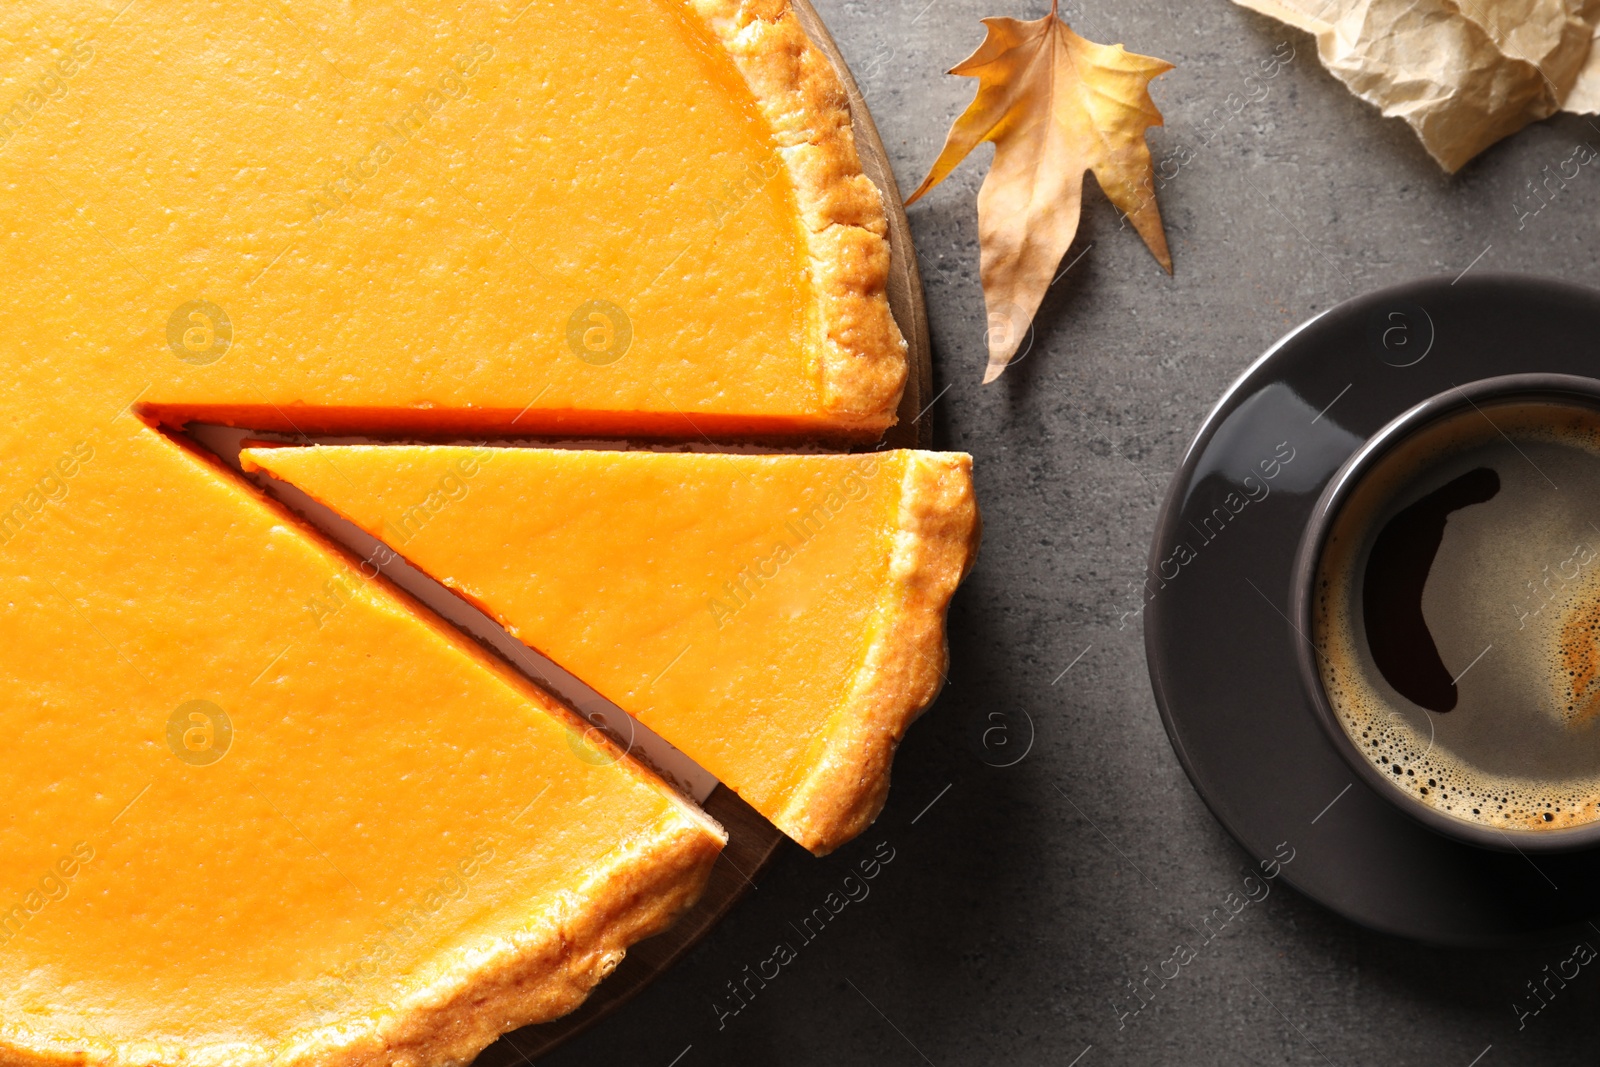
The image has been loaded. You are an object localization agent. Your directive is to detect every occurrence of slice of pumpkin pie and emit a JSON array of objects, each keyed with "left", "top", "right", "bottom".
[{"left": 244, "top": 446, "right": 982, "bottom": 854}]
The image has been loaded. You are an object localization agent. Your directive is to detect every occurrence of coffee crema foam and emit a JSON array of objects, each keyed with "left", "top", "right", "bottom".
[{"left": 1313, "top": 401, "right": 1600, "bottom": 832}]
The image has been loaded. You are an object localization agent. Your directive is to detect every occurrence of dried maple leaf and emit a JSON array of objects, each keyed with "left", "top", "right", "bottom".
[{"left": 907, "top": 1, "right": 1174, "bottom": 382}]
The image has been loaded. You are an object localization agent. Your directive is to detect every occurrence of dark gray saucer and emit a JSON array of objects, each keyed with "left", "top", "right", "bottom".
[{"left": 1145, "top": 273, "right": 1600, "bottom": 947}]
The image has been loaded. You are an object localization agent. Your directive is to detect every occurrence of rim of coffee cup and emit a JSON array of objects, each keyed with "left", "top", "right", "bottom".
[{"left": 1292, "top": 372, "right": 1600, "bottom": 854}]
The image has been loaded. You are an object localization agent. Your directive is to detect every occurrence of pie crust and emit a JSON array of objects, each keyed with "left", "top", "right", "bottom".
[
  {"left": 690, "top": 0, "right": 909, "bottom": 432},
  {"left": 775, "top": 452, "right": 981, "bottom": 852},
  {"left": 268, "top": 806, "right": 724, "bottom": 1067},
  {"left": 23, "top": 810, "right": 726, "bottom": 1067}
]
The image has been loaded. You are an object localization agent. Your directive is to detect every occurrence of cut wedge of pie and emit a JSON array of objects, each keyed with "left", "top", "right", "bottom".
[{"left": 242, "top": 446, "right": 981, "bottom": 855}]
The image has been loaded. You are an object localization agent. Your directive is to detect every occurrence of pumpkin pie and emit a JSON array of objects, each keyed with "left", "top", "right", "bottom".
[
  {"left": 0, "top": 0, "right": 923, "bottom": 1061},
  {"left": 243, "top": 446, "right": 982, "bottom": 855}
]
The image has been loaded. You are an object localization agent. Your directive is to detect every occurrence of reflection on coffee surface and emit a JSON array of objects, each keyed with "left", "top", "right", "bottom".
[{"left": 1314, "top": 399, "right": 1600, "bottom": 831}]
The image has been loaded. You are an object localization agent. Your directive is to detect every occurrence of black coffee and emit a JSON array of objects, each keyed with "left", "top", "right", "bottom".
[{"left": 1313, "top": 399, "right": 1600, "bottom": 831}]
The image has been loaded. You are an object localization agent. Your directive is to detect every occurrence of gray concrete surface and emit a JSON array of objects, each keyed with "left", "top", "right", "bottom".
[{"left": 546, "top": 2, "right": 1600, "bottom": 1064}]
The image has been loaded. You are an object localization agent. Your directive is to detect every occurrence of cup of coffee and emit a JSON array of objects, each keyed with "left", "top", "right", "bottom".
[{"left": 1293, "top": 373, "right": 1600, "bottom": 851}]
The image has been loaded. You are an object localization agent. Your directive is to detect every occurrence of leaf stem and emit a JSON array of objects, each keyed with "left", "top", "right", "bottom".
[{"left": 1051, "top": 0, "right": 1059, "bottom": 16}]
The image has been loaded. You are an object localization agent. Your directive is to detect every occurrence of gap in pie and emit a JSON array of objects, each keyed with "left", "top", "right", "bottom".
[{"left": 188, "top": 422, "right": 722, "bottom": 805}]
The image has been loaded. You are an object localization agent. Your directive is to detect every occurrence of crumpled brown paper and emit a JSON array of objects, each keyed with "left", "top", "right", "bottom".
[{"left": 1233, "top": 0, "right": 1600, "bottom": 171}]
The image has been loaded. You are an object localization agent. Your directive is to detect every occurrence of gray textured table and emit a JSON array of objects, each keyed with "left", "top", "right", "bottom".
[{"left": 546, "top": 2, "right": 1600, "bottom": 1063}]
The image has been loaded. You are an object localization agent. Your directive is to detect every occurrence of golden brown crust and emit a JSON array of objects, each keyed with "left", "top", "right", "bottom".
[
  {"left": 773, "top": 452, "right": 981, "bottom": 854},
  {"left": 0, "top": 812, "right": 723, "bottom": 1067},
  {"left": 688, "top": 0, "right": 909, "bottom": 434},
  {"left": 304, "top": 812, "right": 725, "bottom": 1067}
]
